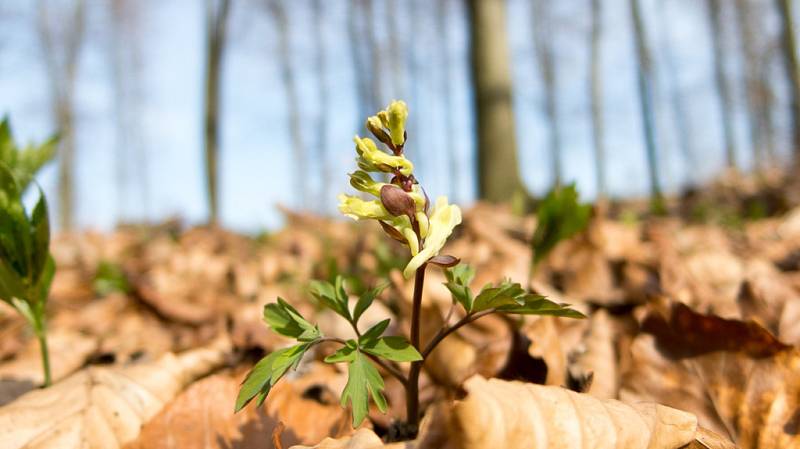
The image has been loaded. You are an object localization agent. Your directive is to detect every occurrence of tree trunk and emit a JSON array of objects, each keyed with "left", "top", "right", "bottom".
[
  {"left": 468, "top": 0, "right": 524, "bottom": 203},
  {"left": 589, "top": 0, "right": 606, "bottom": 198},
  {"left": 109, "top": 0, "right": 148, "bottom": 222},
  {"left": 734, "top": 0, "right": 767, "bottom": 169},
  {"left": 36, "top": 0, "right": 86, "bottom": 231},
  {"left": 532, "top": 0, "right": 562, "bottom": 188},
  {"left": 706, "top": 0, "right": 737, "bottom": 169},
  {"left": 629, "top": 0, "right": 664, "bottom": 212},
  {"left": 268, "top": 0, "right": 307, "bottom": 209},
  {"left": 203, "top": 0, "right": 230, "bottom": 226},
  {"left": 777, "top": 0, "right": 800, "bottom": 161}
]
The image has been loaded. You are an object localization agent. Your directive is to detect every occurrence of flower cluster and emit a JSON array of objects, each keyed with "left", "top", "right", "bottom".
[{"left": 337, "top": 101, "right": 462, "bottom": 278}]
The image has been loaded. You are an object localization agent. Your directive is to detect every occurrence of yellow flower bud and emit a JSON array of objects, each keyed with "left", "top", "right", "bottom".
[
  {"left": 354, "top": 136, "right": 413, "bottom": 176},
  {"left": 377, "top": 110, "right": 390, "bottom": 128},
  {"left": 386, "top": 100, "right": 408, "bottom": 146},
  {"left": 403, "top": 196, "right": 462, "bottom": 278},
  {"left": 349, "top": 170, "right": 384, "bottom": 197},
  {"left": 337, "top": 194, "right": 390, "bottom": 221}
]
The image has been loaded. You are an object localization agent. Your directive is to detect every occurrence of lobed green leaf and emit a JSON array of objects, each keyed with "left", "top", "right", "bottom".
[
  {"left": 235, "top": 343, "right": 310, "bottom": 412},
  {"left": 352, "top": 282, "right": 388, "bottom": 325},
  {"left": 263, "top": 298, "right": 321, "bottom": 341},
  {"left": 341, "top": 350, "right": 387, "bottom": 427}
]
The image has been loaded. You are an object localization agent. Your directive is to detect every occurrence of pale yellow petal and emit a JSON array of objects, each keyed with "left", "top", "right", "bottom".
[{"left": 403, "top": 197, "right": 462, "bottom": 278}]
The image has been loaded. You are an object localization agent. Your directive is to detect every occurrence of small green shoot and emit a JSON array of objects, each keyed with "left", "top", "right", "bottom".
[
  {"left": 0, "top": 116, "right": 58, "bottom": 191},
  {"left": 93, "top": 261, "right": 130, "bottom": 296},
  {"left": 0, "top": 163, "right": 55, "bottom": 387},
  {"left": 530, "top": 183, "right": 592, "bottom": 275}
]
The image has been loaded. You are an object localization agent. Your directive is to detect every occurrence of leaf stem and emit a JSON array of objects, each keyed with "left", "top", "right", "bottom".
[
  {"left": 421, "top": 308, "right": 496, "bottom": 359},
  {"left": 33, "top": 314, "right": 51, "bottom": 387},
  {"left": 405, "top": 263, "right": 427, "bottom": 429}
]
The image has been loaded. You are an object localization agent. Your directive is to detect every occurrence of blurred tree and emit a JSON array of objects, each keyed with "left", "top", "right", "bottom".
[
  {"left": 589, "top": 0, "right": 606, "bottom": 199},
  {"left": 267, "top": 0, "right": 307, "bottom": 209},
  {"left": 312, "top": 0, "right": 330, "bottom": 211},
  {"left": 387, "top": 0, "right": 404, "bottom": 100},
  {"left": 203, "top": 0, "right": 231, "bottom": 226},
  {"left": 364, "top": 0, "right": 382, "bottom": 110},
  {"left": 735, "top": 0, "right": 769, "bottom": 169},
  {"left": 777, "top": 0, "right": 800, "bottom": 160},
  {"left": 628, "top": 0, "right": 664, "bottom": 213},
  {"left": 657, "top": 0, "right": 695, "bottom": 184},
  {"left": 705, "top": 0, "right": 737, "bottom": 169},
  {"left": 36, "top": 0, "right": 86, "bottom": 230},
  {"left": 437, "top": 0, "right": 459, "bottom": 200},
  {"left": 348, "top": 1, "right": 370, "bottom": 130},
  {"left": 468, "top": 0, "right": 524, "bottom": 204},
  {"left": 532, "top": 0, "right": 562, "bottom": 188},
  {"left": 108, "top": 0, "right": 149, "bottom": 222}
]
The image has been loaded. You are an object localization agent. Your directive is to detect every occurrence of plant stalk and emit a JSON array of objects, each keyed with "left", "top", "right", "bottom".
[
  {"left": 405, "top": 263, "right": 426, "bottom": 429},
  {"left": 33, "top": 316, "right": 51, "bottom": 387}
]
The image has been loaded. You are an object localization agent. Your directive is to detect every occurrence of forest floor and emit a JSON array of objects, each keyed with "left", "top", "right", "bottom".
[{"left": 1, "top": 172, "right": 799, "bottom": 448}]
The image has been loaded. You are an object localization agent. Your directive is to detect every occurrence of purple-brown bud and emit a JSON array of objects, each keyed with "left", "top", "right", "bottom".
[{"left": 380, "top": 185, "right": 417, "bottom": 219}]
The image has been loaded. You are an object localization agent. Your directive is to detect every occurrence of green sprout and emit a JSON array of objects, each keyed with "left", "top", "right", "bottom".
[
  {"left": 0, "top": 116, "right": 58, "bottom": 191},
  {"left": 530, "top": 183, "right": 592, "bottom": 278},
  {"left": 235, "top": 101, "right": 585, "bottom": 435},
  {"left": 0, "top": 164, "right": 55, "bottom": 387}
]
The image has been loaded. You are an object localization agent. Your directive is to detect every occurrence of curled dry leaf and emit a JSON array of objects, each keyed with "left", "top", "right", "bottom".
[
  {"left": 432, "top": 376, "right": 698, "bottom": 449},
  {"left": 0, "top": 336, "right": 230, "bottom": 449},
  {"left": 638, "top": 302, "right": 800, "bottom": 448},
  {"left": 571, "top": 309, "right": 619, "bottom": 399}
]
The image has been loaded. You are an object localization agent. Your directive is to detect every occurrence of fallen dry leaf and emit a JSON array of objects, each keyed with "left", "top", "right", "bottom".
[
  {"left": 432, "top": 376, "right": 698, "bottom": 449},
  {"left": 0, "top": 337, "right": 230, "bottom": 449}
]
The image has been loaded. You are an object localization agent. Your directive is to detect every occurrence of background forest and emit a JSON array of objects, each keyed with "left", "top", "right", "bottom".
[{"left": 2, "top": 0, "right": 799, "bottom": 231}]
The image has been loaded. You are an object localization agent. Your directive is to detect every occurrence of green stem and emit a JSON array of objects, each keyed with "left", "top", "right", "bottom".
[
  {"left": 33, "top": 316, "right": 51, "bottom": 388},
  {"left": 405, "top": 263, "right": 427, "bottom": 429}
]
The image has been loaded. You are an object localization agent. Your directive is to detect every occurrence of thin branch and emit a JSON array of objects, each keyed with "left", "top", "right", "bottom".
[{"left": 421, "top": 308, "right": 496, "bottom": 359}]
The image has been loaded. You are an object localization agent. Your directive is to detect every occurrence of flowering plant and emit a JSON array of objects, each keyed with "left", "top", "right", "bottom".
[{"left": 236, "top": 101, "right": 584, "bottom": 435}]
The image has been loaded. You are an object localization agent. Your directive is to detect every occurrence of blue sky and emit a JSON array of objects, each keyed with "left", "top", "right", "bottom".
[{"left": 0, "top": 0, "right": 795, "bottom": 232}]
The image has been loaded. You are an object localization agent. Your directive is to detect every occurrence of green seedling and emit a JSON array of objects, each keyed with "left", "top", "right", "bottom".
[
  {"left": 530, "top": 183, "right": 592, "bottom": 278},
  {"left": 0, "top": 116, "right": 58, "bottom": 191},
  {"left": 236, "top": 101, "right": 584, "bottom": 434},
  {"left": 0, "top": 163, "right": 55, "bottom": 387},
  {"left": 93, "top": 260, "right": 130, "bottom": 296}
]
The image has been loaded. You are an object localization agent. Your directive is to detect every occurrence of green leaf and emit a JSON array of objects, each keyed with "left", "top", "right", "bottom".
[
  {"left": 532, "top": 184, "right": 591, "bottom": 268},
  {"left": 324, "top": 340, "right": 357, "bottom": 363},
  {"left": 358, "top": 318, "right": 390, "bottom": 344},
  {"left": 29, "top": 186, "right": 50, "bottom": 284},
  {"left": 361, "top": 336, "right": 422, "bottom": 362},
  {"left": 33, "top": 255, "right": 55, "bottom": 304},
  {"left": 446, "top": 264, "right": 475, "bottom": 286},
  {"left": 444, "top": 264, "right": 475, "bottom": 312},
  {"left": 310, "top": 277, "right": 351, "bottom": 321},
  {"left": 352, "top": 282, "right": 388, "bottom": 325},
  {"left": 263, "top": 298, "right": 320, "bottom": 341},
  {"left": 93, "top": 260, "right": 130, "bottom": 296},
  {"left": 471, "top": 280, "right": 527, "bottom": 312},
  {"left": 235, "top": 343, "right": 310, "bottom": 412},
  {"left": 497, "top": 295, "right": 586, "bottom": 319},
  {"left": 341, "top": 350, "right": 387, "bottom": 427}
]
